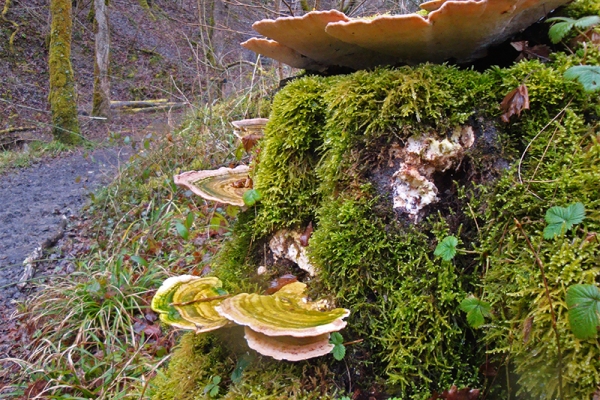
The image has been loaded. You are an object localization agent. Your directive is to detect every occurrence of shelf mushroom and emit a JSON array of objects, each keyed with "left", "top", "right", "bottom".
[
  {"left": 174, "top": 165, "right": 251, "bottom": 206},
  {"left": 215, "top": 282, "right": 350, "bottom": 361},
  {"left": 151, "top": 275, "right": 230, "bottom": 333},
  {"left": 242, "top": 0, "right": 571, "bottom": 70}
]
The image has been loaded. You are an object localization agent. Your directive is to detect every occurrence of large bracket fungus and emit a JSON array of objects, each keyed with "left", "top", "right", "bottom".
[
  {"left": 152, "top": 278, "right": 349, "bottom": 361},
  {"left": 174, "top": 165, "right": 251, "bottom": 206},
  {"left": 242, "top": 0, "right": 571, "bottom": 70}
]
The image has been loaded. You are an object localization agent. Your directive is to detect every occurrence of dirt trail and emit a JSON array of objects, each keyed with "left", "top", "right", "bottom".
[{"left": 0, "top": 147, "right": 131, "bottom": 308}]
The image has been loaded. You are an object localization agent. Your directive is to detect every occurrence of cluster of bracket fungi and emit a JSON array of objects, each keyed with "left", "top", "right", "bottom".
[
  {"left": 242, "top": 0, "right": 571, "bottom": 71},
  {"left": 151, "top": 276, "right": 349, "bottom": 361}
]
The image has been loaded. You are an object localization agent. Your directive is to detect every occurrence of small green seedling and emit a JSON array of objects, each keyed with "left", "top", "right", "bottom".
[
  {"left": 242, "top": 188, "right": 262, "bottom": 206},
  {"left": 175, "top": 211, "right": 195, "bottom": 240},
  {"left": 330, "top": 332, "right": 346, "bottom": 361},
  {"left": 204, "top": 375, "right": 221, "bottom": 398},
  {"left": 460, "top": 297, "right": 492, "bottom": 329},
  {"left": 434, "top": 236, "right": 459, "bottom": 261},
  {"left": 543, "top": 202, "right": 585, "bottom": 239},
  {"left": 546, "top": 15, "right": 600, "bottom": 44},
  {"left": 566, "top": 284, "right": 600, "bottom": 340}
]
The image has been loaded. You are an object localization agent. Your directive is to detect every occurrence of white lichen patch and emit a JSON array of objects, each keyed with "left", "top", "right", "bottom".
[
  {"left": 392, "top": 126, "right": 474, "bottom": 221},
  {"left": 269, "top": 230, "right": 316, "bottom": 276}
]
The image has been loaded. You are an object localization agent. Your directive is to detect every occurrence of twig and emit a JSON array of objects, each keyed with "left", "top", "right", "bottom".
[
  {"left": 514, "top": 218, "right": 563, "bottom": 399},
  {"left": 0, "top": 126, "right": 37, "bottom": 135},
  {"left": 518, "top": 100, "right": 572, "bottom": 184}
]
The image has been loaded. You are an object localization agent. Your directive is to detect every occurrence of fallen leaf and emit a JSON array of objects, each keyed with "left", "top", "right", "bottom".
[
  {"left": 570, "top": 28, "right": 600, "bottom": 49},
  {"left": 430, "top": 385, "right": 481, "bottom": 400},
  {"left": 241, "top": 134, "right": 263, "bottom": 152},
  {"left": 511, "top": 41, "right": 550, "bottom": 62},
  {"left": 500, "top": 84, "right": 530, "bottom": 123},
  {"left": 479, "top": 360, "right": 498, "bottom": 377},
  {"left": 299, "top": 221, "right": 314, "bottom": 247},
  {"left": 265, "top": 274, "right": 298, "bottom": 294}
]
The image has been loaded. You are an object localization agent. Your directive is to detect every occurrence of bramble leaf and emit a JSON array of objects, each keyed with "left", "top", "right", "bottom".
[
  {"left": 548, "top": 20, "right": 574, "bottom": 43},
  {"left": 573, "top": 15, "right": 600, "bottom": 30},
  {"left": 566, "top": 284, "right": 600, "bottom": 340},
  {"left": 460, "top": 297, "right": 492, "bottom": 328},
  {"left": 434, "top": 236, "right": 458, "bottom": 261},
  {"left": 543, "top": 202, "right": 585, "bottom": 239},
  {"left": 564, "top": 66, "right": 600, "bottom": 93},
  {"left": 330, "top": 332, "right": 346, "bottom": 360},
  {"left": 242, "top": 189, "right": 262, "bottom": 206}
]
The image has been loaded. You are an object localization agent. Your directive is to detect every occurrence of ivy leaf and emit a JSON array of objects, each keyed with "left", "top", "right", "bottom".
[
  {"left": 460, "top": 297, "right": 492, "bottom": 328},
  {"left": 434, "top": 236, "right": 458, "bottom": 261},
  {"left": 543, "top": 202, "right": 585, "bottom": 239},
  {"left": 242, "top": 189, "right": 262, "bottom": 206},
  {"left": 564, "top": 66, "right": 600, "bottom": 93},
  {"left": 566, "top": 284, "right": 600, "bottom": 340}
]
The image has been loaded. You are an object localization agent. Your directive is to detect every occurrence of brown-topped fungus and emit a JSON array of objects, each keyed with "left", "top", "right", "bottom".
[
  {"left": 244, "top": 327, "right": 333, "bottom": 361},
  {"left": 244, "top": 10, "right": 395, "bottom": 70},
  {"left": 215, "top": 281, "right": 349, "bottom": 338},
  {"left": 151, "top": 275, "right": 229, "bottom": 333},
  {"left": 243, "top": 0, "right": 571, "bottom": 69},
  {"left": 174, "top": 165, "right": 251, "bottom": 206},
  {"left": 241, "top": 38, "right": 325, "bottom": 70}
]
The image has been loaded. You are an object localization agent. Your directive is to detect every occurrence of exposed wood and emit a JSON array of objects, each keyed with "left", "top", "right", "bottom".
[{"left": 118, "top": 103, "right": 187, "bottom": 113}]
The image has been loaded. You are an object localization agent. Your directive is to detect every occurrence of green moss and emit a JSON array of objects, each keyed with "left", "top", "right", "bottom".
[
  {"left": 48, "top": 0, "right": 81, "bottom": 145},
  {"left": 479, "top": 126, "right": 600, "bottom": 399},
  {"left": 150, "top": 331, "right": 340, "bottom": 399}
]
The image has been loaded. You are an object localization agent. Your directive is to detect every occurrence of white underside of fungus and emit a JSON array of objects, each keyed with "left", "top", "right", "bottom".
[
  {"left": 269, "top": 229, "right": 315, "bottom": 276},
  {"left": 392, "top": 126, "right": 474, "bottom": 221}
]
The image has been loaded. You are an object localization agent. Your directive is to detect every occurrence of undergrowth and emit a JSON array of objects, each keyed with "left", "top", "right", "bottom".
[{"left": 1, "top": 92, "right": 270, "bottom": 399}]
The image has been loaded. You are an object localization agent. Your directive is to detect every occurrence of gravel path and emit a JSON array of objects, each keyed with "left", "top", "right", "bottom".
[{"left": 0, "top": 147, "right": 131, "bottom": 307}]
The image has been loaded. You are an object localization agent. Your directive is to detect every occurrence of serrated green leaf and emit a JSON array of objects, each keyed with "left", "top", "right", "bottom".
[
  {"left": 242, "top": 189, "right": 262, "bottom": 206},
  {"left": 564, "top": 66, "right": 600, "bottom": 93},
  {"left": 175, "top": 221, "right": 189, "bottom": 240},
  {"left": 548, "top": 21, "right": 574, "bottom": 43},
  {"left": 460, "top": 297, "right": 492, "bottom": 329},
  {"left": 573, "top": 15, "right": 600, "bottom": 29},
  {"left": 329, "top": 331, "right": 343, "bottom": 345},
  {"left": 566, "top": 284, "right": 600, "bottom": 340},
  {"left": 434, "top": 236, "right": 458, "bottom": 261},
  {"left": 332, "top": 343, "right": 346, "bottom": 361},
  {"left": 543, "top": 202, "right": 585, "bottom": 239}
]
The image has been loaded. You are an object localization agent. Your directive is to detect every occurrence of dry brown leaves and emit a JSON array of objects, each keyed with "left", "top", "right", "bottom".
[
  {"left": 430, "top": 385, "right": 481, "bottom": 400},
  {"left": 500, "top": 84, "right": 530, "bottom": 123}
]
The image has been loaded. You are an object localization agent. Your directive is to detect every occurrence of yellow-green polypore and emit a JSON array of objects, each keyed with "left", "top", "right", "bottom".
[
  {"left": 215, "top": 282, "right": 350, "bottom": 337},
  {"left": 151, "top": 275, "right": 229, "bottom": 333},
  {"left": 174, "top": 165, "right": 250, "bottom": 206}
]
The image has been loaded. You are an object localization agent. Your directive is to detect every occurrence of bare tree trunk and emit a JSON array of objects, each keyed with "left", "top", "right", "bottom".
[
  {"left": 92, "top": 0, "right": 110, "bottom": 119},
  {"left": 49, "top": 0, "right": 81, "bottom": 144}
]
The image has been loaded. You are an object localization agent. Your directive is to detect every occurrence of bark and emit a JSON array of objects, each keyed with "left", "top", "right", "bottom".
[
  {"left": 49, "top": 0, "right": 81, "bottom": 144},
  {"left": 92, "top": 0, "right": 111, "bottom": 119}
]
